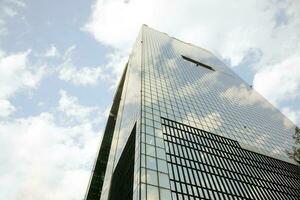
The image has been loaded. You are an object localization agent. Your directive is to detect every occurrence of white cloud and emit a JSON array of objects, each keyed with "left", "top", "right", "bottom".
[
  {"left": 253, "top": 51, "right": 300, "bottom": 106},
  {"left": 0, "top": 49, "right": 45, "bottom": 117},
  {"left": 0, "top": 90, "right": 104, "bottom": 199},
  {"left": 59, "top": 90, "right": 102, "bottom": 122},
  {"left": 58, "top": 46, "right": 109, "bottom": 86},
  {"left": 3, "top": 6, "right": 17, "bottom": 17},
  {"left": 0, "top": 49, "right": 5, "bottom": 59},
  {"left": 0, "top": 99, "right": 15, "bottom": 117},
  {"left": 0, "top": 18, "right": 6, "bottom": 35},
  {"left": 43, "top": 45, "right": 60, "bottom": 58},
  {"left": 84, "top": 0, "right": 300, "bottom": 68},
  {"left": 62, "top": 45, "right": 76, "bottom": 60},
  {"left": 57, "top": 46, "right": 127, "bottom": 88},
  {"left": 0, "top": 0, "right": 26, "bottom": 35},
  {"left": 0, "top": 112, "right": 100, "bottom": 200},
  {"left": 59, "top": 65, "right": 107, "bottom": 86},
  {"left": 104, "top": 51, "right": 128, "bottom": 88},
  {"left": 7, "top": 0, "right": 26, "bottom": 8},
  {"left": 105, "top": 51, "right": 128, "bottom": 77},
  {"left": 281, "top": 107, "right": 300, "bottom": 126},
  {"left": 83, "top": 0, "right": 151, "bottom": 50},
  {"left": 0, "top": 50, "right": 45, "bottom": 99}
]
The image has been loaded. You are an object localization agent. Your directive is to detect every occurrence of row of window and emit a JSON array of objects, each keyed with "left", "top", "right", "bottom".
[
  {"left": 162, "top": 118, "right": 300, "bottom": 200},
  {"left": 162, "top": 118, "right": 299, "bottom": 175},
  {"left": 164, "top": 132, "right": 297, "bottom": 179}
]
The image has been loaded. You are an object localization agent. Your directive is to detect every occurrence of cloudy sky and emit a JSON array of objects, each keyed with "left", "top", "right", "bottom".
[{"left": 0, "top": 0, "right": 299, "bottom": 199}]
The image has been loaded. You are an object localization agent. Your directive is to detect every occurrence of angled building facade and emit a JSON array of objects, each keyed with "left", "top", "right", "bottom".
[{"left": 85, "top": 25, "right": 300, "bottom": 200}]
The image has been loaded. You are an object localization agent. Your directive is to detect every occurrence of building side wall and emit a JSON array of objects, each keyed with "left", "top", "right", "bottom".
[
  {"left": 100, "top": 30, "right": 143, "bottom": 200},
  {"left": 93, "top": 25, "right": 298, "bottom": 200},
  {"left": 141, "top": 26, "right": 296, "bottom": 159},
  {"left": 139, "top": 25, "right": 298, "bottom": 200}
]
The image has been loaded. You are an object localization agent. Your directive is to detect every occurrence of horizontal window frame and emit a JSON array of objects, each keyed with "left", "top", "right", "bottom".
[{"left": 182, "top": 55, "right": 215, "bottom": 71}]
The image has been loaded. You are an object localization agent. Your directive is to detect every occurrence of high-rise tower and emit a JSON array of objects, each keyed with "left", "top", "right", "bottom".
[{"left": 85, "top": 25, "right": 300, "bottom": 200}]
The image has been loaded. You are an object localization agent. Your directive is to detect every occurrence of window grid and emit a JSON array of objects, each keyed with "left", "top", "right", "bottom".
[
  {"left": 140, "top": 26, "right": 296, "bottom": 158},
  {"left": 162, "top": 118, "right": 300, "bottom": 200},
  {"left": 140, "top": 26, "right": 299, "bottom": 200}
]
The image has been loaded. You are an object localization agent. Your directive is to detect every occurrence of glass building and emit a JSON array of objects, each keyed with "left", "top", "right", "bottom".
[{"left": 85, "top": 25, "right": 300, "bottom": 200}]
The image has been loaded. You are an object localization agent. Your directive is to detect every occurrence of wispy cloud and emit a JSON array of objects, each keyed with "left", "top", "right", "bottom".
[
  {"left": 57, "top": 45, "right": 124, "bottom": 86},
  {"left": 282, "top": 107, "right": 300, "bottom": 125},
  {"left": 58, "top": 90, "right": 102, "bottom": 123},
  {"left": 58, "top": 48, "right": 107, "bottom": 85},
  {"left": 0, "top": 0, "right": 26, "bottom": 35},
  {"left": 0, "top": 49, "right": 45, "bottom": 98},
  {"left": 0, "top": 99, "right": 16, "bottom": 117},
  {"left": 43, "top": 45, "right": 60, "bottom": 58},
  {"left": 253, "top": 51, "right": 300, "bottom": 106},
  {"left": 0, "top": 49, "right": 45, "bottom": 116}
]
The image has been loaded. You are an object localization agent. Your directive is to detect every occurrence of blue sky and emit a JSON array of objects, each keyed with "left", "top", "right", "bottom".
[{"left": 0, "top": 0, "right": 299, "bottom": 199}]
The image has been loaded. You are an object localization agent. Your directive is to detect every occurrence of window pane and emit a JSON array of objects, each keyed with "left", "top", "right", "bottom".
[
  {"left": 147, "top": 169, "right": 158, "bottom": 185},
  {"left": 146, "top": 156, "right": 157, "bottom": 170},
  {"left": 157, "top": 159, "right": 168, "bottom": 173},
  {"left": 159, "top": 172, "right": 170, "bottom": 189},
  {"left": 146, "top": 144, "right": 155, "bottom": 157},
  {"left": 160, "top": 188, "right": 172, "bottom": 200},
  {"left": 147, "top": 185, "right": 159, "bottom": 200}
]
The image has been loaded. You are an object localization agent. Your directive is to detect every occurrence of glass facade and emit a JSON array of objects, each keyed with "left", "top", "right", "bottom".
[
  {"left": 163, "top": 118, "right": 300, "bottom": 200},
  {"left": 86, "top": 25, "right": 300, "bottom": 200}
]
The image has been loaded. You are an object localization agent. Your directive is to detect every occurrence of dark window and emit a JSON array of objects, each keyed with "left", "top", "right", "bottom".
[
  {"left": 182, "top": 55, "right": 215, "bottom": 71},
  {"left": 108, "top": 124, "right": 136, "bottom": 200}
]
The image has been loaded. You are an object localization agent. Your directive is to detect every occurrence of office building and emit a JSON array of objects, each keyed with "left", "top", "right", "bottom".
[{"left": 85, "top": 25, "right": 300, "bottom": 200}]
